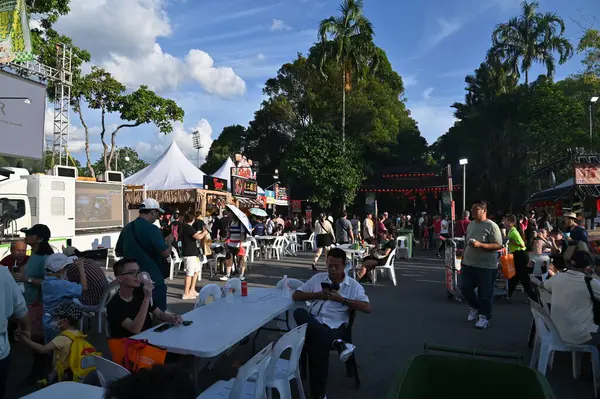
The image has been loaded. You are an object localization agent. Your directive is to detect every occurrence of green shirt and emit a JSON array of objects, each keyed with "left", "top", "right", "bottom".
[
  {"left": 507, "top": 227, "right": 526, "bottom": 253},
  {"left": 23, "top": 253, "right": 47, "bottom": 305},
  {"left": 115, "top": 218, "right": 169, "bottom": 286},
  {"left": 463, "top": 219, "right": 503, "bottom": 269}
]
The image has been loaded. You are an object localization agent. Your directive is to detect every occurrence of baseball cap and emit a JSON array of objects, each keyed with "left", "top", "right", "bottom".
[
  {"left": 140, "top": 198, "right": 164, "bottom": 213},
  {"left": 23, "top": 224, "right": 51, "bottom": 242},
  {"left": 570, "top": 250, "right": 593, "bottom": 269},
  {"left": 51, "top": 301, "right": 82, "bottom": 322},
  {"left": 563, "top": 212, "right": 577, "bottom": 220},
  {"left": 45, "top": 253, "right": 77, "bottom": 273}
]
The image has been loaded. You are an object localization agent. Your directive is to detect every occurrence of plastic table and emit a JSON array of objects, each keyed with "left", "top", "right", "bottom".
[
  {"left": 21, "top": 382, "right": 104, "bottom": 398},
  {"left": 133, "top": 287, "right": 293, "bottom": 358}
]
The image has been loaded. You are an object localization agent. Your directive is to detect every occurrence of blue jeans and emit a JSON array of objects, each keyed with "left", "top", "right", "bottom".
[
  {"left": 153, "top": 284, "right": 167, "bottom": 311},
  {"left": 460, "top": 265, "right": 497, "bottom": 318}
]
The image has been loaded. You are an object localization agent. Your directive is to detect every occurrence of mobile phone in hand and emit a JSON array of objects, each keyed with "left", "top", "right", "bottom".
[
  {"left": 321, "top": 282, "right": 331, "bottom": 290},
  {"left": 154, "top": 323, "right": 174, "bottom": 333}
]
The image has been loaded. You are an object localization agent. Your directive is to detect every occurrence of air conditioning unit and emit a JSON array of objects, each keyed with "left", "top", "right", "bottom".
[
  {"left": 49, "top": 165, "right": 78, "bottom": 178},
  {"left": 104, "top": 171, "right": 123, "bottom": 183}
]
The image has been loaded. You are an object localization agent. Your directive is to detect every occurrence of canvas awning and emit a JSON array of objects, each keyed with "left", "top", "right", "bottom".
[
  {"left": 524, "top": 178, "right": 574, "bottom": 204},
  {"left": 237, "top": 197, "right": 264, "bottom": 208}
]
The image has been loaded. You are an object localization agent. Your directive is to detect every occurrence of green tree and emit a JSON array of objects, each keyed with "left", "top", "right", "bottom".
[
  {"left": 91, "top": 147, "right": 148, "bottom": 178},
  {"left": 577, "top": 29, "right": 600, "bottom": 79},
  {"left": 284, "top": 124, "right": 363, "bottom": 209},
  {"left": 26, "top": 0, "right": 71, "bottom": 29},
  {"left": 313, "top": 0, "right": 379, "bottom": 143},
  {"left": 488, "top": 0, "right": 573, "bottom": 85},
  {"left": 201, "top": 125, "right": 247, "bottom": 175}
]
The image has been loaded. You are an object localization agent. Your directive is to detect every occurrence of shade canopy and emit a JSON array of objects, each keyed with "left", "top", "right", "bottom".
[{"left": 125, "top": 141, "right": 206, "bottom": 190}]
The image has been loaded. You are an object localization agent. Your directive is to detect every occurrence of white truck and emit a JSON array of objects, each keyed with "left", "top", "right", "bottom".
[{"left": 0, "top": 166, "right": 124, "bottom": 254}]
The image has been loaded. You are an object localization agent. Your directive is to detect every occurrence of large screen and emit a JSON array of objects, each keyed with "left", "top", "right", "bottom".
[
  {"left": 0, "top": 71, "right": 46, "bottom": 159},
  {"left": 574, "top": 164, "right": 600, "bottom": 185},
  {"left": 75, "top": 181, "right": 123, "bottom": 230}
]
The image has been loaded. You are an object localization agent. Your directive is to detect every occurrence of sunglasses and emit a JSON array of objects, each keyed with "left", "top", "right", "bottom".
[{"left": 119, "top": 270, "right": 141, "bottom": 277}]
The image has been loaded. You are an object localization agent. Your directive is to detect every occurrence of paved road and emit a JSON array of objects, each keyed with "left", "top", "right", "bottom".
[{"left": 5, "top": 248, "right": 595, "bottom": 398}]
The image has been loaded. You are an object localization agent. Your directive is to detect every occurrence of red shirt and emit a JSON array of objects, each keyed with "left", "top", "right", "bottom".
[
  {"left": 433, "top": 219, "right": 442, "bottom": 234},
  {"left": 454, "top": 218, "right": 471, "bottom": 237},
  {"left": 0, "top": 254, "right": 29, "bottom": 270}
]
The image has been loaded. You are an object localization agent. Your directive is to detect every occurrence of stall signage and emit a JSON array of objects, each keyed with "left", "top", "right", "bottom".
[
  {"left": 232, "top": 176, "right": 257, "bottom": 198},
  {"left": 291, "top": 200, "right": 302, "bottom": 213},
  {"left": 275, "top": 185, "right": 289, "bottom": 201},
  {"left": 203, "top": 176, "right": 228, "bottom": 192},
  {"left": 231, "top": 166, "right": 257, "bottom": 180},
  {"left": 265, "top": 190, "right": 275, "bottom": 204},
  {"left": 574, "top": 164, "right": 600, "bottom": 185}
]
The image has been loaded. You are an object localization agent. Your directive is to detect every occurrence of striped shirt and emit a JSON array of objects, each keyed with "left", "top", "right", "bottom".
[
  {"left": 228, "top": 221, "right": 246, "bottom": 248},
  {"left": 66, "top": 259, "right": 108, "bottom": 306}
]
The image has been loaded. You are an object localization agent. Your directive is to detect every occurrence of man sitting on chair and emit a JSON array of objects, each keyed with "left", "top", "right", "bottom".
[
  {"left": 357, "top": 231, "right": 396, "bottom": 281},
  {"left": 292, "top": 248, "right": 371, "bottom": 399}
]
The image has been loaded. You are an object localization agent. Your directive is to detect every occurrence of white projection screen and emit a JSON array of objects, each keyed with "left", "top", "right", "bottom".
[{"left": 0, "top": 71, "right": 46, "bottom": 159}]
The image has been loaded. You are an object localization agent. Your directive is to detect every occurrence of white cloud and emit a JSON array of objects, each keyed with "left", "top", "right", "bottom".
[
  {"left": 403, "top": 75, "right": 418, "bottom": 87},
  {"left": 257, "top": 53, "right": 265, "bottom": 61},
  {"left": 420, "top": 18, "right": 463, "bottom": 50},
  {"left": 136, "top": 119, "right": 214, "bottom": 165},
  {"left": 409, "top": 102, "right": 456, "bottom": 145},
  {"left": 271, "top": 19, "right": 292, "bottom": 32},
  {"left": 422, "top": 87, "right": 434, "bottom": 100},
  {"left": 186, "top": 50, "right": 247, "bottom": 97}
]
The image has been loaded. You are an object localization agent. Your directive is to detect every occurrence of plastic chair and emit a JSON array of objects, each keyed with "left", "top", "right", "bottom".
[
  {"left": 372, "top": 248, "right": 397, "bottom": 286},
  {"left": 528, "top": 254, "right": 550, "bottom": 281},
  {"left": 195, "top": 284, "right": 223, "bottom": 308},
  {"left": 396, "top": 236, "right": 409, "bottom": 259},
  {"left": 275, "top": 278, "right": 304, "bottom": 291},
  {"left": 92, "top": 355, "right": 130, "bottom": 388},
  {"left": 529, "top": 301, "right": 600, "bottom": 397},
  {"left": 267, "top": 237, "right": 286, "bottom": 260},
  {"left": 263, "top": 324, "right": 308, "bottom": 399},
  {"left": 228, "top": 277, "right": 243, "bottom": 296},
  {"left": 302, "top": 233, "right": 315, "bottom": 252},
  {"left": 248, "top": 237, "right": 262, "bottom": 263},
  {"left": 198, "top": 343, "right": 273, "bottom": 399},
  {"left": 78, "top": 280, "right": 119, "bottom": 334},
  {"left": 169, "top": 248, "right": 183, "bottom": 280}
]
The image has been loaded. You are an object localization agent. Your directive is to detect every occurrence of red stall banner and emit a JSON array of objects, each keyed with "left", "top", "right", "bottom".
[
  {"left": 291, "top": 200, "right": 302, "bottom": 213},
  {"left": 306, "top": 209, "right": 312, "bottom": 225}
]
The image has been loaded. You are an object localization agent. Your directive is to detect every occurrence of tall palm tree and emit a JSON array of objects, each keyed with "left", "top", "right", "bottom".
[
  {"left": 488, "top": 0, "right": 573, "bottom": 86},
  {"left": 315, "top": 0, "right": 378, "bottom": 144}
]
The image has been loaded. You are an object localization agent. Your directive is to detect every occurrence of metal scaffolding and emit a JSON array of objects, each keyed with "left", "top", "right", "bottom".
[{"left": 1, "top": 44, "right": 73, "bottom": 166}]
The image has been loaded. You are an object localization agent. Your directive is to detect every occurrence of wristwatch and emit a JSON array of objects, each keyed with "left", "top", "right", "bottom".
[{"left": 27, "top": 278, "right": 32, "bottom": 284}]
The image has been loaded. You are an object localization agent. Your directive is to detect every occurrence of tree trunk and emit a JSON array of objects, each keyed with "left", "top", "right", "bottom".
[
  {"left": 342, "top": 70, "right": 346, "bottom": 146},
  {"left": 525, "top": 69, "right": 529, "bottom": 86},
  {"left": 76, "top": 102, "right": 95, "bottom": 178},
  {"left": 100, "top": 108, "right": 109, "bottom": 172}
]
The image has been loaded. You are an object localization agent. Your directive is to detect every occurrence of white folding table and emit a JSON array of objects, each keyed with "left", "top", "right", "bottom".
[{"left": 21, "top": 382, "right": 104, "bottom": 398}]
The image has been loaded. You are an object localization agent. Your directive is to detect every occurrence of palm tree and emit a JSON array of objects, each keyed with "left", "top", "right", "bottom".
[
  {"left": 314, "top": 0, "right": 378, "bottom": 144},
  {"left": 488, "top": 0, "right": 573, "bottom": 86}
]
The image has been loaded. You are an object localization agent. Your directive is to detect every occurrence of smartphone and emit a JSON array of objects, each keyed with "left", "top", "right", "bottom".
[
  {"left": 154, "top": 323, "right": 174, "bottom": 333},
  {"left": 321, "top": 282, "right": 331, "bottom": 290},
  {"left": 183, "top": 320, "right": 193, "bottom": 326}
]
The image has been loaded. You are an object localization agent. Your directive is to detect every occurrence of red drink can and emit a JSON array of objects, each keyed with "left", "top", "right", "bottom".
[{"left": 241, "top": 281, "right": 248, "bottom": 297}]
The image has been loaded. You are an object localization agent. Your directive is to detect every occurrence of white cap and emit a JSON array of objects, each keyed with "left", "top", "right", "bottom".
[
  {"left": 140, "top": 198, "right": 164, "bottom": 213},
  {"left": 45, "top": 253, "right": 78, "bottom": 273}
]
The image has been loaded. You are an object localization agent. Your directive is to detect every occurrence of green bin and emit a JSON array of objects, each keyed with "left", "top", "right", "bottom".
[{"left": 388, "top": 354, "right": 555, "bottom": 398}]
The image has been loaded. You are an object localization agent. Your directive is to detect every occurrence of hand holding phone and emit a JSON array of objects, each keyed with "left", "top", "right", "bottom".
[{"left": 154, "top": 323, "right": 174, "bottom": 333}]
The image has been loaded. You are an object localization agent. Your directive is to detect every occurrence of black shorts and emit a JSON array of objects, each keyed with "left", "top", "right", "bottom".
[
  {"left": 316, "top": 234, "right": 333, "bottom": 248},
  {"left": 363, "top": 256, "right": 388, "bottom": 268}
]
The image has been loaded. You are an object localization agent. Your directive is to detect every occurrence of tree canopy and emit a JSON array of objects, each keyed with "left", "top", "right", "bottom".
[{"left": 201, "top": 125, "right": 247, "bottom": 175}]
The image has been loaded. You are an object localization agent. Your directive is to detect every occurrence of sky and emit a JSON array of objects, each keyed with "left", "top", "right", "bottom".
[{"left": 44, "top": 0, "right": 600, "bottom": 167}]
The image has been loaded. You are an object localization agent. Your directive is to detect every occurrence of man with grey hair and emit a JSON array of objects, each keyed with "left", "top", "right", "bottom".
[
  {"left": 0, "top": 240, "right": 28, "bottom": 270},
  {"left": 455, "top": 210, "right": 471, "bottom": 238}
]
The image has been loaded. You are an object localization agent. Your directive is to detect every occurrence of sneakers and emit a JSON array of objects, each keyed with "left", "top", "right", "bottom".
[
  {"left": 467, "top": 308, "right": 478, "bottom": 322},
  {"left": 181, "top": 294, "right": 196, "bottom": 300},
  {"left": 239, "top": 275, "right": 246, "bottom": 281},
  {"left": 333, "top": 339, "right": 356, "bottom": 362},
  {"left": 475, "top": 315, "right": 490, "bottom": 330},
  {"left": 219, "top": 275, "right": 230, "bottom": 281}
]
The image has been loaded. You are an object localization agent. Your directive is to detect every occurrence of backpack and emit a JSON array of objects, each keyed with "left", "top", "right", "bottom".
[{"left": 57, "top": 330, "right": 101, "bottom": 383}]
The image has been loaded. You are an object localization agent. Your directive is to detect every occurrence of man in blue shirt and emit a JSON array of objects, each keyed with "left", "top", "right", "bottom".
[{"left": 116, "top": 198, "right": 171, "bottom": 311}]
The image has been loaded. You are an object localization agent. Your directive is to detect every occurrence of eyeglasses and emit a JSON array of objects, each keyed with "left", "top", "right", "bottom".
[{"left": 118, "top": 270, "right": 141, "bottom": 277}]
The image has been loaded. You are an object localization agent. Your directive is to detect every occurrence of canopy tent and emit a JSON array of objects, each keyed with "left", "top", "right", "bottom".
[
  {"left": 125, "top": 141, "right": 205, "bottom": 190},
  {"left": 212, "top": 157, "right": 266, "bottom": 196},
  {"left": 524, "top": 178, "right": 574, "bottom": 204}
]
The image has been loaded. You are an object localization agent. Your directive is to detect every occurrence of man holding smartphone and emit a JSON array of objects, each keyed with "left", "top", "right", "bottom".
[{"left": 292, "top": 248, "right": 371, "bottom": 399}]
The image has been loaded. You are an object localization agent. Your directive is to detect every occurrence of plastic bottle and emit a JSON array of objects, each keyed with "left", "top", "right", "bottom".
[
  {"left": 225, "top": 283, "right": 234, "bottom": 303},
  {"left": 282, "top": 275, "right": 290, "bottom": 298}
]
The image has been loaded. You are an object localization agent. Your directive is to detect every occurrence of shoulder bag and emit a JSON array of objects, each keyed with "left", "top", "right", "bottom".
[
  {"left": 584, "top": 276, "right": 600, "bottom": 325},
  {"left": 131, "top": 222, "right": 170, "bottom": 279}
]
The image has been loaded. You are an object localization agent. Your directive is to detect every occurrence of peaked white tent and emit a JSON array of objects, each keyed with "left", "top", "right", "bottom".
[
  {"left": 212, "top": 157, "right": 266, "bottom": 195},
  {"left": 125, "top": 141, "right": 205, "bottom": 190}
]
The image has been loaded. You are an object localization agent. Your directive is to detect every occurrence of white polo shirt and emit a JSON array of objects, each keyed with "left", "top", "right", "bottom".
[
  {"left": 297, "top": 273, "right": 369, "bottom": 329},
  {"left": 543, "top": 270, "right": 600, "bottom": 344},
  {"left": 1, "top": 267, "right": 28, "bottom": 360}
]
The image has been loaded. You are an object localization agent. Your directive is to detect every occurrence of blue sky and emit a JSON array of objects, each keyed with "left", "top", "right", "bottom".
[{"left": 49, "top": 0, "right": 600, "bottom": 166}]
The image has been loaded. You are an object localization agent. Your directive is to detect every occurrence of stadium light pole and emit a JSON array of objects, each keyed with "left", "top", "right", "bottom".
[
  {"left": 459, "top": 158, "right": 468, "bottom": 213},
  {"left": 591, "top": 97, "right": 599, "bottom": 150},
  {"left": 192, "top": 130, "right": 203, "bottom": 168}
]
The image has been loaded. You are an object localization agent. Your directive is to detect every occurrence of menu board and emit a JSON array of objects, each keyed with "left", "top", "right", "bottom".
[
  {"left": 204, "top": 176, "right": 228, "bottom": 192},
  {"left": 232, "top": 176, "right": 258, "bottom": 198},
  {"left": 574, "top": 164, "right": 600, "bottom": 185}
]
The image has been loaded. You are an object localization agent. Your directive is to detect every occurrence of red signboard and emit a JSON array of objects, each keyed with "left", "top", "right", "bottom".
[
  {"left": 291, "top": 200, "right": 302, "bottom": 213},
  {"left": 203, "top": 176, "right": 228, "bottom": 192},
  {"left": 306, "top": 209, "right": 312, "bottom": 225},
  {"left": 231, "top": 167, "right": 257, "bottom": 180},
  {"left": 574, "top": 164, "right": 600, "bottom": 185}
]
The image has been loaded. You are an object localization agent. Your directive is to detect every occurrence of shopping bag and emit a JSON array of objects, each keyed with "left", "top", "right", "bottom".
[
  {"left": 500, "top": 253, "right": 516, "bottom": 279},
  {"left": 108, "top": 338, "right": 167, "bottom": 372}
]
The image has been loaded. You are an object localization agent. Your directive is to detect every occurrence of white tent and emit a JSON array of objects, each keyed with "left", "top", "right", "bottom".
[
  {"left": 212, "top": 157, "right": 266, "bottom": 195},
  {"left": 125, "top": 141, "right": 205, "bottom": 190}
]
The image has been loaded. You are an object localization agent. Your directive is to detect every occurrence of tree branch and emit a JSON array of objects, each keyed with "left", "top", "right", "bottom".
[
  {"left": 107, "top": 122, "right": 144, "bottom": 170},
  {"left": 75, "top": 98, "right": 95, "bottom": 178}
]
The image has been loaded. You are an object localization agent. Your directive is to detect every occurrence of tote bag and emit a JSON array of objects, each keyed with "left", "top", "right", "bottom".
[{"left": 499, "top": 249, "right": 516, "bottom": 279}]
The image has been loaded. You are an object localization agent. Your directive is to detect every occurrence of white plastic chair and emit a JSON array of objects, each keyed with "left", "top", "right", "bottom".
[
  {"left": 275, "top": 278, "right": 304, "bottom": 291},
  {"left": 529, "top": 254, "right": 550, "bottom": 281},
  {"left": 263, "top": 324, "right": 307, "bottom": 399},
  {"left": 169, "top": 248, "right": 183, "bottom": 280},
  {"left": 228, "top": 277, "right": 243, "bottom": 296},
  {"left": 248, "top": 237, "right": 262, "bottom": 263},
  {"left": 78, "top": 280, "right": 119, "bottom": 334},
  {"left": 195, "top": 284, "right": 223, "bottom": 308},
  {"left": 302, "top": 233, "right": 315, "bottom": 252},
  {"left": 267, "top": 237, "right": 286, "bottom": 260},
  {"left": 372, "top": 248, "right": 397, "bottom": 286},
  {"left": 92, "top": 355, "right": 130, "bottom": 388},
  {"left": 529, "top": 301, "right": 600, "bottom": 397},
  {"left": 396, "top": 236, "right": 409, "bottom": 259},
  {"left": 198, "top": 343, "right": 273, "bottom": 399}
]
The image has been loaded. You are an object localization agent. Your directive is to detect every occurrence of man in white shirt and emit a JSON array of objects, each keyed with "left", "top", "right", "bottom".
[
  {"left": 265, "top": 216, "right": 275, "bottom": 236},
  {"left": 292, "top": 248, "right": 371, "bottom": 399},
  {"left": 363, "top": 213, "right": 374, "bottom": 243},
  {"left": 541, "top": 250, "right": 600, "bottom": 344},
  {"left": 1, "top": 267, "right": 30, "bottom": 399}
]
